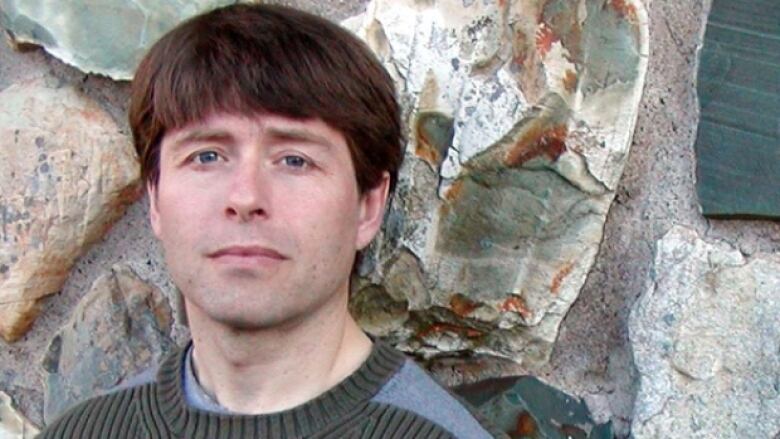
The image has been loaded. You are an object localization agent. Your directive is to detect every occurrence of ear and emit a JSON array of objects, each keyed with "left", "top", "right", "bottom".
[
  {"left": 147, "top": 181, "right": 163, "bottom": 239},
  {"left": 356, "top": 172, "right": 391, "bottom": 250}
]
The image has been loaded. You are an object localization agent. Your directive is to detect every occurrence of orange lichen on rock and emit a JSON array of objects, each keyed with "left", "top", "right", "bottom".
[
  {"left": 418, "top": 323, "right": 484, "bottom": 339},
  {"left": 515, "top": 411, "right": 538, "bottom": 436},
  {"left": 550, "top": 261, "right": 575, "bottom": 295},
  {"left": 444, "top": 179, "right": 465, "bottom": 202},
  {"left": 563, "top": 69, "right": 578, "bottom": 93},
  {"left": 512, "top": 28, "right": 530, "bottom": 67},
  {"left": 500, "top": 296, "right": 531, "bottom": 320},
  {"left": 535, "top": 23, "right": 557, "bottom": 57},
  {"left": 450, "top": 294, "right": 478, "bottom": 317},
  {"left": 505, "top": 124, "right": 568, "bottom": 167},
  {"left": 610, "top": 0, "right": 638, "bottom": 22},
  {"left": 439, "top": 179, "right": 465, "bottom": 217},
  {"left": 415, "top": 128, "right": 442, "bottom": 166}
]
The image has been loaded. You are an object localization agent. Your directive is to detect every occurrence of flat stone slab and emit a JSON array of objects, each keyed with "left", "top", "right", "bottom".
[
  {"left": 0, "top": 0, "right": 239, "bottom": 79},
  {"left": 41, "top": 264, "right": 174, "bottom": 424},
  {"left": 0, "top": 79, "right": 140, "bottom": 342},
  {"left": 695, "top": 0, "right": 780, "bottom": 218},
  {"left": 346, "top": 0, "right": 649, "bottom": 365},
  {"left": 456, "top": 376, "right": 612, "bottom": 438},
  {"left": 629, "top": 226, "right": 780, "bottom": 438},
  {"left": 0, "top": 391, "right": 39, "bottom": 438}
]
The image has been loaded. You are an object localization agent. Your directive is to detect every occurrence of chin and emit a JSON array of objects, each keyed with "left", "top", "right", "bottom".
[{"left": 203, "top": 303, "right": 309, "bottom": 332}]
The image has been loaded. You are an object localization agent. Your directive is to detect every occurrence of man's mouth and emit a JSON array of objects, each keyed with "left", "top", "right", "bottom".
[{"left": 208, "top": 245, "right": 288, "bottom": 261}]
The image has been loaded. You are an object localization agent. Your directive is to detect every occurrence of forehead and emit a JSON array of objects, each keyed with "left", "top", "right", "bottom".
[{"left": 161, "top": 111, "right": 348, "bottom": 150}]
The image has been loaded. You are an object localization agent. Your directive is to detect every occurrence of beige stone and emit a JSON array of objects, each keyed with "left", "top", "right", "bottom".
[
  {"left": 0, "top": 79, "right": 140, "bottom": 342},
  {"left": 0, "top": 391, "right": 39, "bottom": 438}
]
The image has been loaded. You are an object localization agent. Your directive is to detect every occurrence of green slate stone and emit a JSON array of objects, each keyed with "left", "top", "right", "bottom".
[
  {"left": 455, "top": 376, "right": 612, "bottom": 439},
  {"left": 0, "top": 0, "right": 241, "bottom": 80},
  {"left": 695, "top": 0, "right": 780, "bottom": 219}
]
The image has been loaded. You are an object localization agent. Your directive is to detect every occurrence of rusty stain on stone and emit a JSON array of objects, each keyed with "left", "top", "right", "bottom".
[
  {"left": 500, "top": 296, "right": 531, "bottom": 320},
  {"left": 450, "top": 294, "right": 478, "bottom": 317},
  {"left": 515, "top": 411, "right": 537, "bottom": 436},
  {"left": 505, "top": 124, "right": 567, "bottom": 167},
  {"left": 414, "top": 111, "right": 454, "bottom": 169},
  {"left": 439, "top": 179, "right": 464, "bottom": 217},
  {"left": 418, "top": 323, "right": 484, "bottom": 340},
  {"left": 550, "top": 261, "right": 575, "bottom": 295},
  {"left": 610, "top": 0, "right": 639, "bottom": 22},
  {"left": 511, "top": 29, "right": 530, "bottom": 67},
  {"left": 563, "top": 69, "right": 578, "bottom": 93},
  {"left": 535, "top": 23, "right": 557, "bottom": 57}
]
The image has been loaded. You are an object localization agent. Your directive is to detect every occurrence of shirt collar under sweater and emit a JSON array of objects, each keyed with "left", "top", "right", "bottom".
[{"left": 155, "top": 341, "right": 406, "bottom": 437}]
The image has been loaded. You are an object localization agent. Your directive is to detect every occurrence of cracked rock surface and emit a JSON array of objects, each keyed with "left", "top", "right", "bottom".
[
  {"left": 41, "top": 264, "right": 174, "bottom": 424},
  {"left": 346, "top": 0, "right": 649, "bottom": 365},
  {"left": 630, "top": 226, "right": 780, "bottom": 438},
  {"left": 0, "top": 79, "right": 140, "bottom": 342}
]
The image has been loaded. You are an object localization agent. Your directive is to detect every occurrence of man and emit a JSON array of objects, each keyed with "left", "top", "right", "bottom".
[{"left": 38, "top": 4, "right": 504, "bottom": 438}]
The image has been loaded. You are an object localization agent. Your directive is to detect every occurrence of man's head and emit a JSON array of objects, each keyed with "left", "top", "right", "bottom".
[
  {"left": 129, "top": 4, "right": 402, "bottom": 330},
  {"left": 130, "top": 3, "right": 402, "bottom": 194}
]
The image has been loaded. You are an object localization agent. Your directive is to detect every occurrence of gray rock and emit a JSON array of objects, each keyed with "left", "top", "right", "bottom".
[
  {"left": 0, "top": 391, "right": 39, "bottom": 438},
  {"left": 629, "top": 226, "right": 780, "bottom": 438},
  {"left": 0, "top": 0, "right": 239, "bottom": 80},
  {"left": 41, "top": 264, "right": 174, "bottom": 424},
  {"left": 0, "top": 79, "right": 140, "bottom": 342},
  {"left": 346, "top": 0, "right": 649, "bottom": 365}
]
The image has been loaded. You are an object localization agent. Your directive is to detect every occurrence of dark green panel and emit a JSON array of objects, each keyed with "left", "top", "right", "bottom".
[
  {"left": 455, "top": 376, "right": 613, "bottom": 439},
  {"left": 695, "top": 0, "right": 780, "bottom": 219},
  {"left": 704, "top": 23, "right": 780, "bottom": 65}
]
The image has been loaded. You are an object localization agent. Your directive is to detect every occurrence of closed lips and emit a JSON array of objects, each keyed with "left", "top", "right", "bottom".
[{"left": 209, "top": 246, "right": 287, "bottom": 259}]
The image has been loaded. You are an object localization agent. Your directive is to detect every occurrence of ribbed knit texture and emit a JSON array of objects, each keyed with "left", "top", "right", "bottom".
[{"left": 37, "top": 342, "right": 505, "bottom": 438}]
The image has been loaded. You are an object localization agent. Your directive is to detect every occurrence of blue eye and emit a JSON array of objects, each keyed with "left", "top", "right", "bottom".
[
  {"left": 195, "top": 151, "right": 220, "bottom": 164},
  {"left": 283, "top": 155, "right": 307, "bottom": 168}
]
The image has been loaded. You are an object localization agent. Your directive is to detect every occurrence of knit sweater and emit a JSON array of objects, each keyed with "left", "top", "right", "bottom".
[{"left": 38, "top": 342, "right": 506, "bottom": 438}]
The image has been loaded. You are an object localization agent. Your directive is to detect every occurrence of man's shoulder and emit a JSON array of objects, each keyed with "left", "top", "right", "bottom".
[
  {"left": 36, "top": 382, "right": 150, "bottom": 439},
  {"left": 371, "top": 357, "right": 505, "bottom": 438}
]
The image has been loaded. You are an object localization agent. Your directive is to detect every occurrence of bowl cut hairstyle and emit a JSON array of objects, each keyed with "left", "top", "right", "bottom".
[{"left": 129, "top": 3, "right": 403, "bottom": 194}]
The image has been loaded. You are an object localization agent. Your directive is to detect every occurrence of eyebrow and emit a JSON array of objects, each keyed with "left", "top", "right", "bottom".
[
  {"left": 169, "top": 129, "right": 236, "bottom": 151},
  {"left": 265, "top": 127, "right": 336, "bottom": 149}
]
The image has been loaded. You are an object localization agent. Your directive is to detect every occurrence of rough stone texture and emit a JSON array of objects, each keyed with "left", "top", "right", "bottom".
[
  {"left": 629, "top": 226, "right": 780, "bottom": 438},
  {"left": 0, "top": 79, "right": 141, "bottom": 342},
  {"left": 427, "top": 1, "right": 780, "bottom": 436},
  {"left": 346, "top": 0, "right": 649, "bottom": 366},
  {"left": 2, "top": 1, "right": 780, "bottom": 437},
  {"left": 0, "top": 391, "right": 39, "bottom": 438},
  {"left": 41, "top": 264, "right": 174, "bottom": 424}
]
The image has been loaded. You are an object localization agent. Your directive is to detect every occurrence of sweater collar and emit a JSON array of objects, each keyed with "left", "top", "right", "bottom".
[{"left": 154, "top": 340, "right": 406, "bottom": 438}]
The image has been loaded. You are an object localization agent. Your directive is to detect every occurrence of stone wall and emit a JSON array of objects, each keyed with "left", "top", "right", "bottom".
[{"left": 1, "top": 0, "right": 778, "bottom": 437}]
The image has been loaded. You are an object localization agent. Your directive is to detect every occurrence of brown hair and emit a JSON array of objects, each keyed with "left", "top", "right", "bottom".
[{"left": 129, "top": 3, "right": 403, "bottom": 194}]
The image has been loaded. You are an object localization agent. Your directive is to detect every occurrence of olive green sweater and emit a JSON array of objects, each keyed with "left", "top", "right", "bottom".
[{"left": 38, "top": 342, "right": 505, "bottom": 438}]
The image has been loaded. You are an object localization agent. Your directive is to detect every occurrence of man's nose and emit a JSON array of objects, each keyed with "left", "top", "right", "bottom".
[{"left": 225, "top": 161, "right": 269, "bottom": 222}]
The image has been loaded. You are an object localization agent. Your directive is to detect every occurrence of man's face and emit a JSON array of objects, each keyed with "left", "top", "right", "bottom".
[{"left": 149, "top": 112, "right": 388, "bottom": 330}]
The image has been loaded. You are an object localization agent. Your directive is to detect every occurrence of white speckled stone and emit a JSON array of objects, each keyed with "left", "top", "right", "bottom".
[
  {"left": 630, "top": 226, "right": 780, "bottom": 438},
  {"left": 0, "top": 391, "right": 39, "bottom": 438}
]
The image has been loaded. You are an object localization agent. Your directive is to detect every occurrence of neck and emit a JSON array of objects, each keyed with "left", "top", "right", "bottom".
[{"left": 185, "top": 292, "right": 372, "bottom": 414}]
